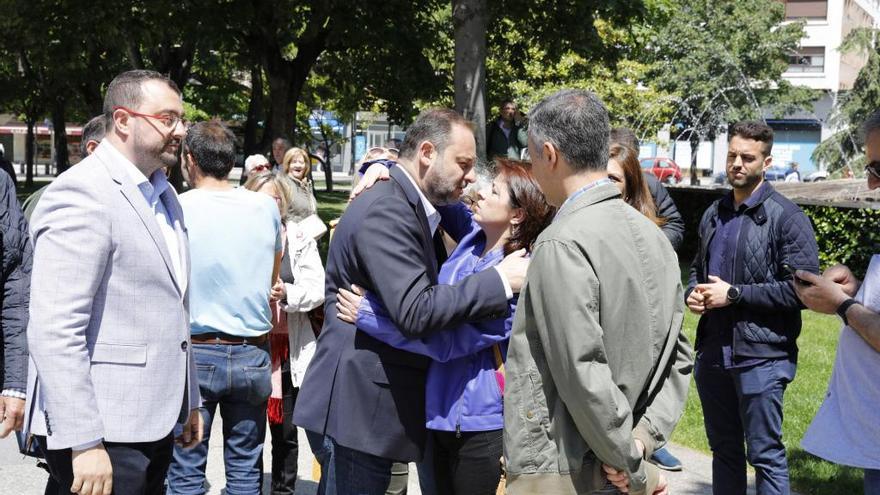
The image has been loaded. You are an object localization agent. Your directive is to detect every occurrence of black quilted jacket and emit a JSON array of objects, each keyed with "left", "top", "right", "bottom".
[
  {"left": 686, "top": 183, "right": 819, "bottom": 360},
  {"left": 1, "top": 171, "right": 31, "bottom": 392}
]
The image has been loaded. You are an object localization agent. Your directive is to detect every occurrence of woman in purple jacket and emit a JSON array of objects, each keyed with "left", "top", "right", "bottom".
[{"left": 336, "top": 158, "right": 554, "bottom": 495}]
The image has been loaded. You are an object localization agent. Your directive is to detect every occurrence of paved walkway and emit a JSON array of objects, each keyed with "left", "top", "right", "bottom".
[{"left": 1, "top": 421, "right": 781, "bottom": 494}]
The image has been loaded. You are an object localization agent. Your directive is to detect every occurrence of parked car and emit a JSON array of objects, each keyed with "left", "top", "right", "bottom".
[
  {"left": 764, "top": 166, "right": 788, "bottom": 181},
  {"left": 640, "top": 157, "right": 682, "bottom": 184},
  {"left": 804, "top": 170, "right": 828, "bottom": 182}
]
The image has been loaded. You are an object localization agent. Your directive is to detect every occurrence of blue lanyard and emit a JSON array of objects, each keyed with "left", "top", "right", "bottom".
[{"left": 554, "top": 178, "right": 613, "bottom": 222}]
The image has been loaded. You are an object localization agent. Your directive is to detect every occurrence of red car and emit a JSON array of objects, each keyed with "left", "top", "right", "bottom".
[{"left": 640, "top": 157, "right": 682, "bottom": 185}]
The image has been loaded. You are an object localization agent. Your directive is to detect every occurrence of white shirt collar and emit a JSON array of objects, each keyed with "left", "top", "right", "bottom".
[
  {"left": 394, "top": 163, "right": 441, "bottom": 234},
  {"left": 102, "top": 140, "right": 170, "bottom": 206}
]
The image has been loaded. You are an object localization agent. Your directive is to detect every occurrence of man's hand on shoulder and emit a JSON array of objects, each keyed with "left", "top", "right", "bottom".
[
  {"left": 496, "top": 248, "right": 529, "bottom": 293},
  {"left": 0, "top": 396, "right": 25, "bottom": 437},
  {"left": 71, "top": 444, "right": 113, "bottom": 495}
]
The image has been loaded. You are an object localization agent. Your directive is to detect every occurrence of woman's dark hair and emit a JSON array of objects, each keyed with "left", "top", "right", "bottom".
[
  {"left": 608, "top": 143, "right": 665, "bottom": 227},
  {"left": 494, "top": 158, "right": 556, "bottom": 255}
]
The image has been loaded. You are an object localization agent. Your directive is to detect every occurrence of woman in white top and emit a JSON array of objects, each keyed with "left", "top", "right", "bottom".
[{"left": 246, "top": 172, "right": 325, "bottom": 493}]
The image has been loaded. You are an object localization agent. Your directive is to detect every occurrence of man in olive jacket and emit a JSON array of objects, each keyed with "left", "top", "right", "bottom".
[{"left": 503, "top": 89, "right": 692, "bottom": 495}]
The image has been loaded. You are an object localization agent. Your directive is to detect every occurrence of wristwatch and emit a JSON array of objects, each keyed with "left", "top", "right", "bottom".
[
  {"left": 727, "top": 285, "right": 742, "bottom": 303},
  {"left": 836, "top": 298, "right": 859, "bottom": 326}
]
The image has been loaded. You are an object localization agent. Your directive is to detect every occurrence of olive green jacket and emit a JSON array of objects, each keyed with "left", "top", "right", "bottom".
[{"left": 503, "top": 182, "right": 693, "bottom": 495}]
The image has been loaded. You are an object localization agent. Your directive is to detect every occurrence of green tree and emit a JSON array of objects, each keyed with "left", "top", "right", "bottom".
[
  {"left": 812, "top": 28, "right": 880, "bottom": 174},
  {"left": 646, "top": 0, "right": 817, "bottom": 184}
]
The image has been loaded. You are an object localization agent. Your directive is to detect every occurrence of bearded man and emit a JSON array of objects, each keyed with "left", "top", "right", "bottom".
[
  {"left": 294, "top": 108, "right": 528, "bottom": 495},
  {"left": 26, "top": 70, "right": 202, "bottom": 495},
  {"left": 685, "top": 121, "right": 819, "bottom": 495}
]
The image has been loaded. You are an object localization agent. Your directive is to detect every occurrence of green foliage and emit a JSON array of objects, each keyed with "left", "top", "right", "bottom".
[
  {"left": 802, "top": 205, "right": 880, "bottom": 278},
  {"left": 647, "top": 0, "right": 819, "bottom": 143},
  {"left": 812, "top": 28, "right": 880, "bottom": 172}
]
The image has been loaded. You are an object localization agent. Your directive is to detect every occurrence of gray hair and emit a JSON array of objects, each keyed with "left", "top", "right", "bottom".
[{"left": 527, "top": 89, "right": 610, "bottom": 172}]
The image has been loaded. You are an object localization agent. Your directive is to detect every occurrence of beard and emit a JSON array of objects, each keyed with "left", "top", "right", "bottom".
[
  {"left": 727, "top": 168, "right": 762, "bottom": 189},
  {"left": 134, "top": 131, "right": 180, "bottom": 173},
  {"left": 423, "top": 167, "right": 465, "bottom": 206}
]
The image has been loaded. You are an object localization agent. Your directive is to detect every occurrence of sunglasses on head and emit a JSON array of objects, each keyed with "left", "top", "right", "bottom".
[
  {"left": 250, "top": 164, "right": 271, "bottom": 174},
  {"left": 865, "top": 161, "right": 880, "bottom": 179}
]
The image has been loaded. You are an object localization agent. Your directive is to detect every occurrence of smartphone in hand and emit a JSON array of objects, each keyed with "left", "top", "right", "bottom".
[{"left": 782, "top": 263, "right": 813, "bottom": 286}]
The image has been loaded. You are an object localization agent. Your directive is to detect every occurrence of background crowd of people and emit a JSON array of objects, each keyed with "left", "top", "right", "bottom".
[{"left": 1, "top": 69, "right": 879, "bottom": 495}]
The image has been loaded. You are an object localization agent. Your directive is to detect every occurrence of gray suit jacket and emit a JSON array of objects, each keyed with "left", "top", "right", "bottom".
[{"left": 25, "top": 142, "right": 200, "bottom": 450}]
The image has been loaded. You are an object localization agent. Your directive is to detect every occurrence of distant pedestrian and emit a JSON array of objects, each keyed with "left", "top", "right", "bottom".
[
  {"left": 486, "top": 99, "right": 527, "bottom": 160},
  {"left": 784, "top": 162, "right": 801, "bottom": 182}
]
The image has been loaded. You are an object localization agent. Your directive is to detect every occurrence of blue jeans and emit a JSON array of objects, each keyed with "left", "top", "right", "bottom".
[
  {"left": 166, "top": 342, "right": 272, "bottom": 495},
  {"left": 866, "top": 469, "right": 880, "bottom": 495},
  {"left": 695, "top": 356, "right": 796, "bottom": 495},
  {"left": 306, "top": 430, "right": 393, "bottom": 495}
]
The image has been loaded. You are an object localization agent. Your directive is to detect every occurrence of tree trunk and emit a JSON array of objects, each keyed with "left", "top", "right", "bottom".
[
  {"left": 319, "top": 126, "right": 334, "bottom": 193},
  {"left": 243, "top": 64, "right": 264, "bottom": 155},
  {"left": 25, "top": 119, "right": 35, "bottom": 188},
  {"left": 263, "top": 67, "right": 296, "bottom": 146},
  {"left": 452, "top": 0, "right": 488, "bottom": 163},
  {"left": 689, "top": 132, "right": 700, "bottom": 186},
  {"left": 52, "top": 99, "right": 70, "bottom": 175}
]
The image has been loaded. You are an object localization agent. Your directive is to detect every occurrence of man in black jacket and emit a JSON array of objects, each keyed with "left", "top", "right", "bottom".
[
  {"left": 293, "top": 108, "right": 527, "bottom": 495},
  {"left": 0, "top": 168, "right": 31, "bottom": 438},
  {"left": 686, "top": 121, "right": 819, "bottom": 495}
]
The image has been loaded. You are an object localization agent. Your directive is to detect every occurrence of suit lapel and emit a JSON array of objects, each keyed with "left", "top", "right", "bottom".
[
  {"left": 389, "top": 165, "right": 438, "bottom": 274},
  {"left": 93, "top": 145, "right": 183, "bottom": 297}
]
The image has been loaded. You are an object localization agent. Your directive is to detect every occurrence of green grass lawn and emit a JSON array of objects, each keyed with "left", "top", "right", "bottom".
[{"left": 673, "top": 292, "right": 864, "bottom": 494}]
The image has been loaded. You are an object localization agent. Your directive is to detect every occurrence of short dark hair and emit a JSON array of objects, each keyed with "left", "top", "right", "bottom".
[
  {"left": 398, "top": 108, "right": 472, "bottom": 160},
  {"left": 861, "top": 109, "right": 880, "bottom": 140},
  {"left": 528, "top": 89, "right": 610, "bottom": 172},
  {"left": 185, "top": 120, "right": 236, "bottom": 180},
  {"left": 500, "top": 99, "right": 516, "bottom": 108},
  {"left": 80, "top": 115, "right": 107, "bottom": 159},
  {"left": 729, "top": 121, "right": 774, "bottom": 155},
  {"left": 103, "top": 70, "right": 181, "bottom": 122},
  {"left": 609, "top": 127, "right": 640, "bottom": 152}
]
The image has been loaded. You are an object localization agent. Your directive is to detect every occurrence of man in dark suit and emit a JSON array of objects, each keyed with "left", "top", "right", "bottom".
[{"left": 293, "top": 108, "right": 528, "bottom": 495}]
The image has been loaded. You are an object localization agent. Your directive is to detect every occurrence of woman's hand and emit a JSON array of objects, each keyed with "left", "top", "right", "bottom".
[
  {"left": 349, "top": 164, "right": 390, "bottom": 201},
  {"left": 336, "top": 284, "right": 365, "bottom": 323},
  {"left": 270, "top": 279, "right": 286, "bottom": 302}
]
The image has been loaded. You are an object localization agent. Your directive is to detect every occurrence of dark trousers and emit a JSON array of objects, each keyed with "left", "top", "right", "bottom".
[
  {"left": 432, "top": 429, "right": 503, "bottom": 495},
  {"left": 269, "top": 358, "right": 300, "bottom": 495},
  {"left": 695, "top": 357, "right": 796, "bottom": 495},
  {"left": 35, "top": 434, "right": 173, "bottom": 495},
  {"left": 306, "top": 430, "right": 393, "bottom": 495}
]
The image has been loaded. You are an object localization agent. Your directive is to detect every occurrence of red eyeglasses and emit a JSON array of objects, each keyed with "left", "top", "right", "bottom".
[{"left": 112, "top": 105, "right": 185, "bottom": 129}]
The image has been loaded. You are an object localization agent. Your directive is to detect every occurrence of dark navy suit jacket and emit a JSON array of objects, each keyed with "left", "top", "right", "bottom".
[{"left": 293, "top": 165, "right": 509, "bottom": 462}]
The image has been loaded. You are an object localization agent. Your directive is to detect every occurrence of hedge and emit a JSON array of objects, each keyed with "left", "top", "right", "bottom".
[{"left": 667, "top": 187, "right": 880, "bottom": 279}]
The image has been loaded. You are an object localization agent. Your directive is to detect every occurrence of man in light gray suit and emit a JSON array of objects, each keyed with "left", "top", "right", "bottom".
[{"left": 26, "top": 70, "right": 203, "bottom": 495}]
